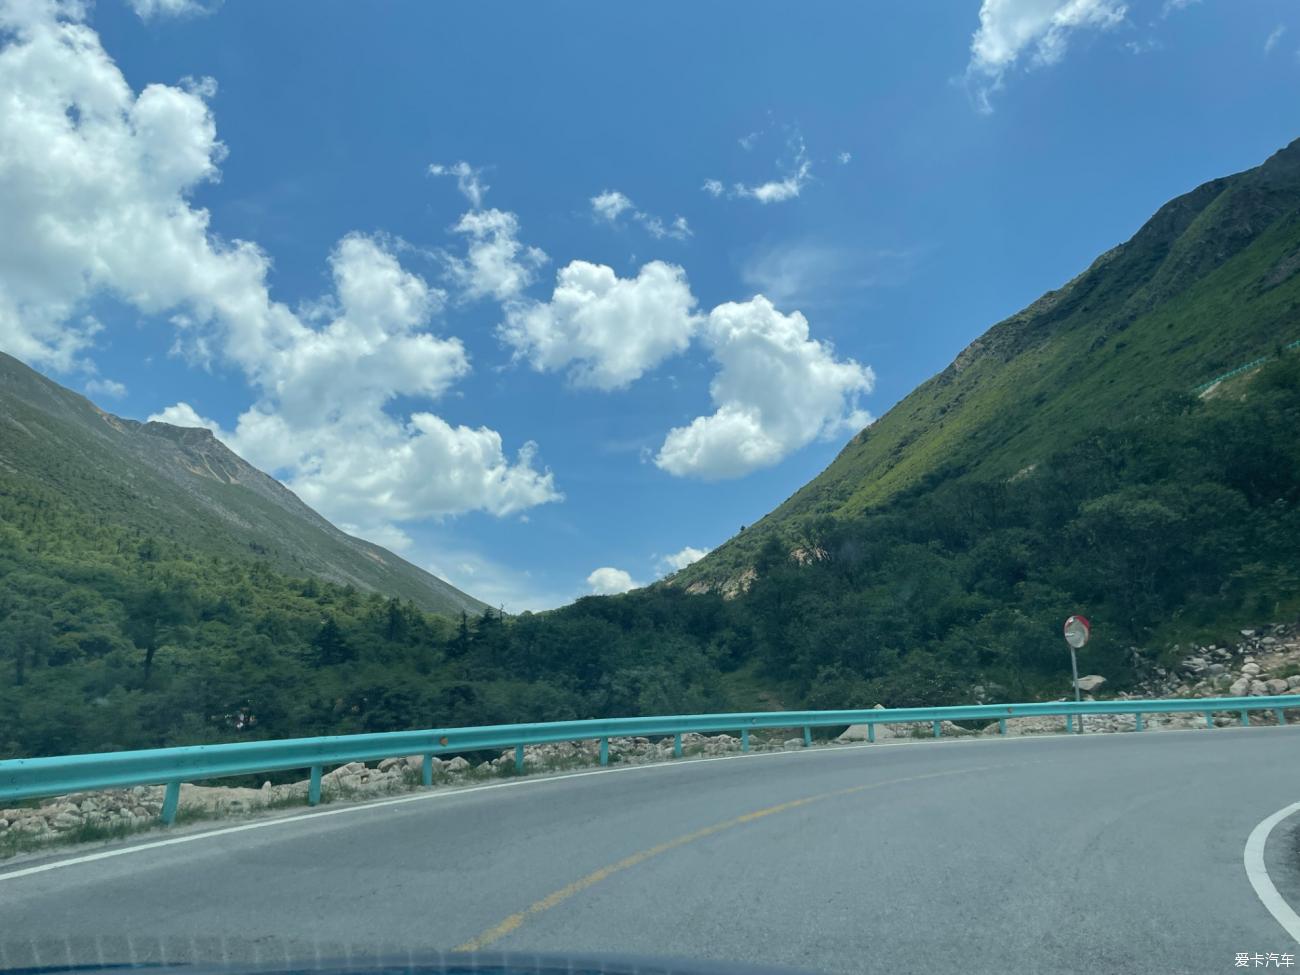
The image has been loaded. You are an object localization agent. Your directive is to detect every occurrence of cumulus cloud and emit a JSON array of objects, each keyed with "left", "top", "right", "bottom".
[
  {"left": 85, "top": 377, "right": 127, "bottom": 399},
  {"left": 446, "top": 208, "right": 548, "bottom": 302},
  {"left": 590, "top": 189, "right": 691, "bottom": 241},
  {"left": 702, "top": 179, "right": 725, "bottom": 197},
  {"left": 169, "top": 234, "right": 563, "bottom": 531},
  {"left": 429, "top": 160, "right": 488, "bottom": 209},
  {"left": 659, "top": 546, "right": 709, "bottom": 573},
  {"left": 655, "top": 296, "right": 874, "bottom": 480},
  {"left": 500, "top": 260, "right": 699, "bottom": 390},
  {"left": 591, "top": 190, "right": 634, "bottom": 222},
  {"left": 148, "top": 401, "right": 222, "bottom": 432},
  {"left": 966, "top": 0, "right": 1128, "bottom": 113},
  {"left": 1265, "top": 24, "right": 1286, "bottom": 54},
  {"left": 837, "top": 151, "right": 852, "bottom": 165},
  {"left": 587, "top": 566, "right": 638, "bottom": 595},
  {"left": 0, "top": 2, "right": 560, "bottom": 544}
]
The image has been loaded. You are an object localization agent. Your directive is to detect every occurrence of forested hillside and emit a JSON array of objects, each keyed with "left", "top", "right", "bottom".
[
  {"left": 0, "top": 352, "right": 488, "bottom": 617},
  {"left": 3, "top": 355, "right": 1297, "bottom": 758},
  {"left": 3, "top": 140, "right": 1299, "bottom": 760},
  {"left": 675, "top": 137, "right": 1300, "bottom": 590}
]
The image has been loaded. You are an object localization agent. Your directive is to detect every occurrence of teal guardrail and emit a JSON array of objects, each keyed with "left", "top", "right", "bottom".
[
  {"left": 1192, "top": 338, "right": 1300, "bottom": 395},
  {"left": 3, "top": 695, "right": 1298, "bottom": 824}
]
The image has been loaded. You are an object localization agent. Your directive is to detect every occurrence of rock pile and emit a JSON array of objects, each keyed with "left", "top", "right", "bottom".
[{"left": 7, "top": 622, "right": 1298, "bottom": 852}]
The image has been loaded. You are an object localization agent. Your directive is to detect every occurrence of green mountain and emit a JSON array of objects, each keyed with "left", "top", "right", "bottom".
[
  {"left": 3, "top": 141, "right": 1299, "bottom": 763},
  {"left": 0, "top": 351, "right": 488, "bottom": 617},
  {"left": 676, "top": 137, "right": 1300, "bottom": 591}
]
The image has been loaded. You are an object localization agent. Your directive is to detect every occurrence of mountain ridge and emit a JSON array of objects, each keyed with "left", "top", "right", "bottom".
[
  {"left": 674, "top": 136, "right": 1300, "bottom": 591},
  {"left": 0, "top": 351, "right": 488, "bottom": 617}
]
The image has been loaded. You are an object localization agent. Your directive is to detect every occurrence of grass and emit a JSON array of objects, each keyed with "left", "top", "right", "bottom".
[{"left": 673, "top": 150, "right": 1300, "bottom": 591}]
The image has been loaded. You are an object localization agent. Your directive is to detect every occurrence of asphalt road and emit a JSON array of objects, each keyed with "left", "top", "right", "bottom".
[{"left": 4, "top": 727, "right": 1300, "bottom": 975}]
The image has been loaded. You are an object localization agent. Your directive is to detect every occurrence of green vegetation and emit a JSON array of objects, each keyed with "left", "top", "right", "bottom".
[
  {"left": 3, "top": 358, "right": 1297, "bottom": 759},
  {"left": 0, "top": 351, "right": 487, "bottom": 617},
  {"left": 2, "top": 139, "right": 1299, "bottom": 761},
  {"left": 675, "top": 137, "right": 1300, "bottom": 589}
]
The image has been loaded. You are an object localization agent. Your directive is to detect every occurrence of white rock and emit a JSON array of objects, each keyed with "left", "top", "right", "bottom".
[
  {"left": 1075, "top": 675, "right": 1106, "bottom": 692},
  {"left": 783, "top": 738, "right": 804, "bottom": 748},
  {"left": 378, "top": 757, "right": 403, "bottom": 772},
  {"left": 445, "top": 757, "right": 471, "bottom": 772},
  {"left": 1287, "top": 676, "right": 1300, "bottom": 690},
  {"left": 1230, "top": 677, "right": 1252, "bottom": 697},
  {"left": 1251, "top": 680, "right": 1270, "bottom": 696},
  {"left": 1267, "top": 679, "right": 1290, "bottom": 695},
  {"left": 1242, "top": 663, "right": 1262, "bottom": 676}
]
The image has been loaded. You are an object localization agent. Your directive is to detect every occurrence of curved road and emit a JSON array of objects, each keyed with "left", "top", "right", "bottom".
[{"left": 4, "top": 728, "right": 1300, "bottom": 974}]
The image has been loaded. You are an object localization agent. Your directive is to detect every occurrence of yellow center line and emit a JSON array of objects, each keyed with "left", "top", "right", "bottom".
[{"left": 454, "top": 761, "right": 1011, "bottom": 952}]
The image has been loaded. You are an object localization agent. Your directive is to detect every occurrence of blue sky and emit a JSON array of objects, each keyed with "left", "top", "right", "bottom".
[{"left": 2, "top": 0, "right": 1298, "bottom": 610}]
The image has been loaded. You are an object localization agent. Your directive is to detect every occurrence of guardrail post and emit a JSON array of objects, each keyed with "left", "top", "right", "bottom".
[
  {"left": 160, "top": 781, "right": 180, "bottom": 825},
  {"left": 932, "top": 720, "right": 941, "bottom": 739},
  {"left": 1134, "top": 713, "right": 1143, "bottom": 732},
  {"left": 741, "top": 728, "right": 750, "bottom": 752},
  {"left": 308, "top": 765, "right": 322, "bottom": 806},
  {"left": 1276, "top": 709, "right": 1286, "bottom": 726},
  {"left": 867, "top": 723, "right": 875, "bottom": 743},
  {"left": 599, "top": 737, "right": 609, "bottom": 765},
  {"left": 802, "top": 726, "right": 812, "bottom": 748},
  {"left": 422, "top": 754, "right": 433, "bottom": 787},
  {"left": 1205, "top": 711, "right": 1213, "bottom": 729},
  {"left": 674, "top": 733, "right": 683, "bottom": 758},
  {"left": 1239, "top": 711, "right": 1249, "bottom": 727},
  {"left": 998, "top": 718, "right": 1007, "bottom": 736},
  {"left": 514, "top": 744, "right": 525, "bottom": 772},
  {"left": 1066, "top": 715, "right": 1074, "bottom": 733}
]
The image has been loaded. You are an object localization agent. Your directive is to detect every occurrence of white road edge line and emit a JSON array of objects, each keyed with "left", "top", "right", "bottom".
[
  {"left": 1245, "top": 800, "right": 1300, "bottom": 944},
  {"left": 0, "top": 722, "right": 1285, "bottom": 883}
]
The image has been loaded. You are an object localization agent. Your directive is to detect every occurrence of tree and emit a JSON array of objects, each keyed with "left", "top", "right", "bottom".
[
  {"left": 0, "top": 610, "right": 53, "bottom": 686},
  {"left": 312, "top": 616, "right": 354, "bottom": 666}
]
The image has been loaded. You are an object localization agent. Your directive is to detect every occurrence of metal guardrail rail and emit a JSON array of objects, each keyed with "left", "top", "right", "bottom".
[
  {"left": 3, "top": 695, "right": 1298, "bottom": 824},
  {"left": 1192, "top": 337, "right": 1300, "bottom": 395}
]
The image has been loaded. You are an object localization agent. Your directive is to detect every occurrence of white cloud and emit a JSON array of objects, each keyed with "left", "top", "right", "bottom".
[
  {"left": 587, "top": 566, "right": 638, "bottom": 595},
  {"left": 0, "top": 3, "right": 235, "bottom": 371},
  {"left": 702, "top": 179, "right": 725, "bottom": 197},
  {"left": 591, "top": 190, "right": 634, "bottom": 222},
  {"left": 655, "top": 296, "right": 874, "bottom": 480},
  {"left": 590, "top": 189, "right": 691, "bottom": 241},
  {"left": 837, "top": 151, "right": 852, "bottom": 165},
  {"left": 0, "top": 3, "right": 560, "bottom": 543},
  {"left": 129, "top": 0, "right": 212, "bottom": 19},
  {"left": 446, "top": 208, "right": 548, "bottom": 302},
  {"left": 500, "top": 260, "right": 699, "bottom": 390},
  {"left": 659, "top": 546, "right": 709, "bottom": 573},
  {"left": 429, "top": 160, "right": 488, "bottom": 209},
  {"left": 1161, "top": 0, "right": 1197, "bottom": 15},
  {"left": 738, "top": 132, "right": 759, "bottom": 151},
  {"left": 148, "top": 401, "right": 221, "bottom": 433},
  {"left": 966, "top": 0, "right": 1128, "bottom": 113},
  {"left": 85, "top": 377, "right": 127, "bottom": 399},
  {"left": 1265, "top": 24, "right": 1286, "bottom": 54},
  {"left": 733, "top": 137, "right": 812, "bottom": 204}
]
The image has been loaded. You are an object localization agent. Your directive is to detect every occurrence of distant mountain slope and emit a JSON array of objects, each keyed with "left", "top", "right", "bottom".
[
  {"left": 0, "top": 352, "right": 488, "bottom": 617},
  {"left": 677, "top": 136, "right": 1300, "bottom": 590}
]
